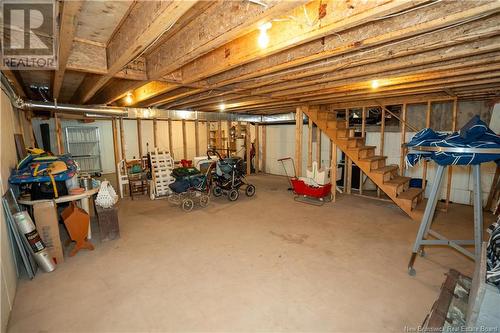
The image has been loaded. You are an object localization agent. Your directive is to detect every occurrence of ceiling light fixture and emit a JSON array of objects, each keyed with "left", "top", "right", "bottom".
[
  {"left": 219, "top": 102, "right": 226, "bottom": 112},
  {"left": 371, "top": 80, "right": 379, "bottom": 89},
  {"left": 125, "top": 92, "right": 133, "bottom": 105},
  {"left": 258, "top": 22, "right": 272, "bottom": 49}
]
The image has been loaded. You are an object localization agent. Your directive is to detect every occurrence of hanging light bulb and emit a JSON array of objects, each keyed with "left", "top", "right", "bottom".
[
  {"left": 219, "top": 102, "right": 226, "bottom": 112},
  {"left": 371, "top": 80, "right": 379, "bottom": 89},
  {"left": 258, "top": 22, "right": 272, "bottom": 49},
  {"left": 125, "top": 92, "right": 133, "bottom": 105}
]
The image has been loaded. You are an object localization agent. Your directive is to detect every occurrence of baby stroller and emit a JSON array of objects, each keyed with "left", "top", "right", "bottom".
[
  {"left": 208, "top": 150, "right": 255, "bottom": 201},
  {"left": 168, "top": 164, "right": 214, "bottom": 212}
]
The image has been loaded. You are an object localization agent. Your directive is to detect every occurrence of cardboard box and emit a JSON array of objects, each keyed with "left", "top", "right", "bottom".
[{"left": 33, "top": 201, "right": 64, "bottom": 264}]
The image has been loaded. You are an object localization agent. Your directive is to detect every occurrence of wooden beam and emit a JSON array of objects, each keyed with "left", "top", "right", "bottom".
[
  {"left": 137, "top": 118, "right": 143, "bottom": 158},
  {"left": 119, "top": 81, "right": 179, "bottom": 106},
  {"left": 400, "top": 103, "right": 407, "bottom": 174},
  {"left": 54, "top": 114, "right": 63, "bottom": 155},
  {"left": 182, "top": 119, "right": 187, "bottom": 160},
  {"left": 295, "top": 106, "right": 304, "bottom": 177},
  {"left": 445, "top": 98, "right": 459, "bottom": 209},
  {"left": 422, "top": 101, "right": 432, "bottom": 189},
  {"left": 72, "top": 1, "right": 197, "bottom": 103},
  {"left": 316, "top": 125, "right": 321, "bottom": 168},
  {"left": 331, "top": 141, "right": 337, "bottom": 202},
  {"left": 153, "top": 119, "right": 158, "bottom": 148},
  {"left": 112, "top": 118, "right": 120, "bottom": 188},
  {"left": 168, "top": 119, "right": 173, "bottom": 157},
  {"left": 246, "top": 124, "right": 251, "bottom": 176},
  {"left": 180, "top": 0, "right": 422, "bottom": 84},
  {"left": 308, "top": 118, "right": 313, "bottom": 169},
  {"left": 200, "top": 1, "right": 497, "bottom": 89},
  {"left": 146, "top": 1, "right": 307, "bottom": 80},
  {"left": 262, "top": 125, "right": 266, "bottom": 173},
  {"left": 119, "top": 117, "right": 126, "bottom": 161},
  {"left": 195, "top": 119, "right": 200, "bottom": 156},
  {"left": 53, "top": 0, "right": 84, "bottom": 99},
  {"left": 2, "top": 69, "right": 27, "bottom": 98},
  {"left": 255, "top": 123, "right": 260, "bottom": 173}
]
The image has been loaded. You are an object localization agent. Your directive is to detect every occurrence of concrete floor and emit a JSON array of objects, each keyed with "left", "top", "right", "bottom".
[{"left": 7, "top": 174, "right": 494, "bottom": 332}]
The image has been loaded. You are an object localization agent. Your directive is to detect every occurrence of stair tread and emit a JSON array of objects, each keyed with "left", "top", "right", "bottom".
[
  {"left": 397, "top": 187, "right": 424, "bottom": 200},
  {"left": 371, "top": 165, "right": 399, "bottom": 174},
  {"left": 413, "top": 198, "right": 428, "bottom": 212},
  {"left": 359, "top": 155, "right": 386, "bottom": 161},
  {"left": 347, "top": 145, "right": 376, "bottom": 151},
  {"left": 385, "top": 176, "right": 411, "bottom": 186}
]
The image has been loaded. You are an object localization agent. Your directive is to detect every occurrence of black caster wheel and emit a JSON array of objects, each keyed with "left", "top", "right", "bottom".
[
  {"left": 408, "top": 267, "right": 416, "bottom": 276},
  {"left": 213, "top": 186, "right": 223, "bottom": 197},
  {"left": 228, "top": 189, "right": 239, "bottom": 201},
  {"left": 245, "top": 185, "right": 256, "bottom": 197}
]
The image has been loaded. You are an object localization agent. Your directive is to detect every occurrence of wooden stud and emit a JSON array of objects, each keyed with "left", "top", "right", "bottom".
[
  {"left": 206, "top": 121, "right": 211, "bottom": 150},
  {"left": 227, "top": 120, "right": 232, "bottom": 155},
  {"left": 295, "top": 106, "right": 304, "bottom": 177},
  {"left": 380, "top": 106, "right": 386, "bottom": 156},
  {"left": 422, "top": 101, "right": 431, "bottom": 189},
  {"left": 236, "top": 121, "right": 241, "bottom": 138},
  {"left": 112, "top": 118, "right": 120, "bottom": 187},
  {"left": 246, "top": 123, "right": 251, "bottom": 176},
  {"left": 153, "top": 119, "right": 158, "bottom": 148},
  {"left": 119, "top": 117, "right": 126, "bottom": 161},
  {"left": 316, "top": 125, "right": 321, "bottom": 168},
  {"left": 445, "top": 98, "right": 458, "bottom": 209},
  {"left": 400, "top": 103, "right": 407, "bottom": 174},
  {"left": 195, "top": 119, "right": 200, "bottom": 156},
  {"left": 331, "top": 141, "right": 337, "bottom": 202},
  {"left": 217, "top": 120, "right": 222, "bottom": 151},
  {"left": 255, "top": 123, "right": 260, "bottom": 173},
  {"left": 182, "top": 119, "right": 187, "bottom": 160},
  {"left": 137, "top": 118, "right": 143, "bottom": 158},
  {"left": 361, "top": 107, "right": 366, "bottom": 138},
  {"left": 308, "top": 118, "right": 313, "bottom": 169},
  {"left": 168, "top": 119, "right": 173, "bottom": 157},
  {"left": 262, "top": 125, "right": 266, "bottom": 173},
  {"left": 55, "top": 114, "right": 63, "bottom": 155}
]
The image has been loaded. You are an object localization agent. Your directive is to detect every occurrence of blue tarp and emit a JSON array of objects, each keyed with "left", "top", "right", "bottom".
[
  {"left": 9, "top": 155, "right": 78, "bottom": 184},
  {"left": 406, "top": 115, "right": 500, "bottom": 166}
]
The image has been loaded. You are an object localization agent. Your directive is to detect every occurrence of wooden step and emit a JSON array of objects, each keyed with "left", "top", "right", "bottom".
[
  {"left": 327, "top": 120, "right": 346, "bottom": 129},
  {"left": 336, "top": 127, "right": 356, "bottom": 138},
  {"left": 359, "top": 155, "right": 386, "bottom": 170},
  {"left": 371, "top": 164, "right": 399, "bottom": 182},
  {"left": 337, "top": 137, "right": 364, "bottom": 148},
  {"left": 397, "top": 188, "right": 425, "bottom": 211},
  {"left": 347, "top": 145, "right": 376, "bottom": 159},
  {"left": 384, "top": 176, "right": 411, "bottom": 196}
]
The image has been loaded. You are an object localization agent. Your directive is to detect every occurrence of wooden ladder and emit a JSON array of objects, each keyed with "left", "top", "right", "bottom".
[{"left": 304, "top": 106, "right": 426, "bottom": 221}]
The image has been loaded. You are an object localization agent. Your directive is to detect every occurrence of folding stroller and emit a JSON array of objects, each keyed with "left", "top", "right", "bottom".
[{"left": 209, "top": 150, "right": 255, "bottom": 201}]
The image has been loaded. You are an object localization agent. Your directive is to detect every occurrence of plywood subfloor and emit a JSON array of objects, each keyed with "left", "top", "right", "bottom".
[{"left": 7, "top": 174, "right": 492, "bottom": 332}]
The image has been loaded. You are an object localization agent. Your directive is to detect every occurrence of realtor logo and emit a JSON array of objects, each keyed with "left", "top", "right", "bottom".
[{"left": 1, "top": 0, "right": 58, "bottom": 70}]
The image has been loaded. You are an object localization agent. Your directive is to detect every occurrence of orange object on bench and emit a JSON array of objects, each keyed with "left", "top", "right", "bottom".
[{"left": 61, "top": 202, "right": 94, "bottom": 256}]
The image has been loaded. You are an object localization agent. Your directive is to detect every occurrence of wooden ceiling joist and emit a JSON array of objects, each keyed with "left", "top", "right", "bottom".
[
  {"left": 52, "top": 0, "right": 84, "bottom": 99},
  {"left": 71, "top": 0, "right": 198, "bottom": 104}
]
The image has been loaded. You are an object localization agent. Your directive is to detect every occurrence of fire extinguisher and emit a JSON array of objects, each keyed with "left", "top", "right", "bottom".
[{"left": 13, "top": 211, "right": 56, "bottom": 273}]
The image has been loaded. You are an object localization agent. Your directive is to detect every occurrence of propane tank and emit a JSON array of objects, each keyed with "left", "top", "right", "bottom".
[{"left": 13, "top": 211, "right": 56, "bottom": 273}]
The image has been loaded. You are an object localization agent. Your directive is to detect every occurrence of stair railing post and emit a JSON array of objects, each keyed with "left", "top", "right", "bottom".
[
  {"left": 377, "top": 106, "right": 386, "bottom": 197},
  {"left": 422, "top": 101, "right": 432, "bottom": 189},
  {"left": 400, "top": 103, "right": 407, "bottom": 175},
  {"left": 330, "top": 140, "right": 337, "bottom": 202}
]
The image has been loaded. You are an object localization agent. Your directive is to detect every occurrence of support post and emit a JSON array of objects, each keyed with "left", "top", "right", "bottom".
[
  {"left": 153, "top": 119, "right": 158, "bottom": 148},
  {"left": 246, "top": 123, "right": 251, "bottom": 176},
  {"left": 112, "top": 118, "right": 120, "bottom": 187},
  {"left": 206, "top": 121, "right": 211, "bottom": 150},
  {"left": 308, "top": 117, "right": 313, "bottom": 169},
  {"left": 378, "top": 106, "right": 386, "bottom": 197},
  {"left": 347, "top": 158, "right": 352, "bottom": 195},
  {"left": 316, "top": 125, "right": 321, "bottom": 168},
  {"left": 55, "top": 113, "right": 63, "bottom": 154},
  {"left": 255, "top": 123, "right": 260, "bottom": 173},
  {"left": 182, "top": 119, "right": 187, "bottom": 160},
  {"left": 330, "top": 141, "right": 337, "bottom": 202},
  {"left": 445, "top": 98, "right": 458, "bottom": 209},
  {"left": 295, "top": 106, "right": 304, "bottom": 177},
  {"left": 361, "top": 107, "right": 366, "bottom": 138},
  {"left": 400, "top": 103, "right": 407, "bottom": 174},
  {"left": 137, "top": 118, "right": 143, "bottom": 158},
  {"left": 472, "top": 164, "right": 483, "bottom": 260},
  {"left": 119, "top": 117, "right": 126, "bottom": 161},
  {"left": 168, "top": 118, "right": 173, "bottom": 157},
  {"left": 195, "top": 119, "right": 200, "bottom": 156},
  {"left": 422, "top": 101, "right": 432, "bottom": 189},
  {"left": 261, "top": 125, "right": 266, "bottom": 173},
  {"left": 217, "top": 120, "right": 222, "bottom": 151}
]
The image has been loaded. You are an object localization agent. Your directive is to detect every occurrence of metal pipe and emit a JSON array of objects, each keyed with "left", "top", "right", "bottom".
[{"left": 20, "top": 100, "right": 129, "bottom": 116}]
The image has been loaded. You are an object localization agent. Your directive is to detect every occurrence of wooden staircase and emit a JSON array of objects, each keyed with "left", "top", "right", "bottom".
[{"left": 304, "top": 107, "right": 425, "bottom": 221}]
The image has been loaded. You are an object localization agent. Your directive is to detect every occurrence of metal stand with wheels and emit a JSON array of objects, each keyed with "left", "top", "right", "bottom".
[{"left": 406, "top": 145, "right": 500, "bottom": 276}]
